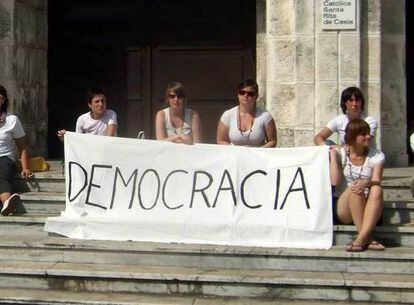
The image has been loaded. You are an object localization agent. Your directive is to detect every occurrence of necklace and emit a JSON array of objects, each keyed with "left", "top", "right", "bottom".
[
  {"left": 169, "top": 108, "right": 185, "bottom": 135},
  {"left": 346, "top": 148, "right": 366, "bottom": 182},
  {"left": 237, "top": 106, "right": 255, "bottom": 139}
]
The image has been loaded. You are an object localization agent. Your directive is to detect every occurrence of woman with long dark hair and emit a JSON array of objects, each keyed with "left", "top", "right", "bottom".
[{"left": 217, "top": 79, "right": 276, "bottom": 147}]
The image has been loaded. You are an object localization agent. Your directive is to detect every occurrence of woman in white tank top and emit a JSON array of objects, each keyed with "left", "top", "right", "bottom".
[{"left": 155, "top": 82, "right": 202, "bottom": 144}]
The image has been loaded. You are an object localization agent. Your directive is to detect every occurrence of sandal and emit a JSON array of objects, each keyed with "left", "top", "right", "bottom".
[
  {"left": 346, "top": 242, "right": 368, "bottom": 252},
  {"left": 368, "top": 240, "right": 385, "bottom": 251}
]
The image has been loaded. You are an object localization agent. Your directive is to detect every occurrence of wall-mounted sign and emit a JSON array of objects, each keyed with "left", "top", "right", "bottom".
[{"left": 321, "top": 0, "right": 356, "bottom": 30}]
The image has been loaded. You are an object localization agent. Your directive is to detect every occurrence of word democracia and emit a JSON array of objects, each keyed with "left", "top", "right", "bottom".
[{"left": 68, "top": 162, "right": 311, "bottom": 211}]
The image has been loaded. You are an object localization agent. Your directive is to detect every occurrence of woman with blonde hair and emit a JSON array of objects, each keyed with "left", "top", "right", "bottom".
[{"left": 155, "top": 82, "right": 202, "bottom": 144}]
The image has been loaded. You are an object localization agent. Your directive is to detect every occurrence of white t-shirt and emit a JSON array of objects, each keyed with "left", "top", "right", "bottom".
[
  {"left": 326, "top": 113, "right": 377, "bottom": 145},
  {"left": 0, "top": 114, "right": 25, "bottom": 161},
  {"left": 335, "top": 146, "right": 385, "bottom": 196},
  {"left": 75, "top": 110, "right": 117, "bottom": 135},
  {"left": 410, "top": 132, "right": 414, "bottom": 152},
  {"left": 163, "top": 108, "right": 193, "bottom": 137},
  {"left": 220, "top": 106, "right": 274, "bottom": 146}
]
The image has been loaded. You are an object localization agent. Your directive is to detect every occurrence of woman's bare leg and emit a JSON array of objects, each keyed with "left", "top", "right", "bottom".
[
  {"left": 356, "top": 185, "right": 383, "bottom": 244},
  {"left": 0, "top": 192, "right": 11, "bottom": 204}
]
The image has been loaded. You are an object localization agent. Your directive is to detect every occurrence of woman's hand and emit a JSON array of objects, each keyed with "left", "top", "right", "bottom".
[
  {"left": 21, "top": 168, "right": 33, "bottom": 179},
  {"left": 173, "top": 134, "right": 193, "bottom": 145},
  {"left": 57, "top": 129, "right": 66, "bottom": 142},
  {"left": 350, "top": 179, "right": 369, "bottom": 195}
]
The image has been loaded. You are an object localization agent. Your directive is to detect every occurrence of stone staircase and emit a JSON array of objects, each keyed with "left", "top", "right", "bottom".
[{"left": 0, "top": 161, "right": 413, "bottom": 304}]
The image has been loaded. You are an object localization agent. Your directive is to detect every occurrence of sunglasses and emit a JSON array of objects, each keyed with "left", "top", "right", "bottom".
[
  {"left": 238, "top": 90, "right": 256, "bottom": 97},
  {"left": 169, "top": 93, "right": 185, "bottom": 99}
]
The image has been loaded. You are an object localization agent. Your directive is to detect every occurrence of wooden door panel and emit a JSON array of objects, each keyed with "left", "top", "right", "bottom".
[
  {"left": 125, "top": 48, "right": 151, "bottom": 138},
  {"left": 152, "top": 48, "right": 254, "bottom": 142}
]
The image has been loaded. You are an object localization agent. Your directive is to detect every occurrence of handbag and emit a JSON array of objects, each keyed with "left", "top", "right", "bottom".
[{"left": 16, "top": 156, "right": 50, "bottom": 172}]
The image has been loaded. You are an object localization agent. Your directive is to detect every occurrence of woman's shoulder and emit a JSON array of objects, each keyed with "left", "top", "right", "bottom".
[
  {"left": 105, "top": 109, "right": 117, "bottom": 116},
  {"left": 255, "top": 106, "right": 272, "bottom": 116},
  {"left": 5, "top": 113, "right": 18, "bottom": 120},
  {"left": 5, "top": 113, "right": 21, "bottom": 124},
  {"left": 255, "top": 107, "right": 274, "bottom": 123},
  {"left": 221, "top": 106, "right": 238, "bottom": 117},
  {"left": 186, "top": 108, "right": 200, "bottom": 117},
  {"left": 368, "top": 147, "right": 385, "bottom": 164},
  {"left": 361, "top": 113, "right": 377, "bottom": 124}
]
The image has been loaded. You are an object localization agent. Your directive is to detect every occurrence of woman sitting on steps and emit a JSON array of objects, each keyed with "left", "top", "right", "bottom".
[{"left": 329, "top": 118, "right": 385, "bottom": 252}]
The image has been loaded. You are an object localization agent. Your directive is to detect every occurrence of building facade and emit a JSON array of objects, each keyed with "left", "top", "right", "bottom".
[{"left": 0, "top": 0, "right": 408, "bottom": 165}]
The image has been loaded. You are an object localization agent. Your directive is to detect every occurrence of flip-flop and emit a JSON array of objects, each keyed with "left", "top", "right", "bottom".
[
  {"left": 346, "top": 242, "right": 368, "bottom": 252},
  {"left": 368, "top": 240, "right": 385, "bottom": 251}
]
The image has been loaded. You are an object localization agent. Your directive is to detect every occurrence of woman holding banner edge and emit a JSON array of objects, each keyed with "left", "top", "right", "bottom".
[
  {"left": 329, "top": 118, "right": 385, "bottom": 252},
  {"left": 57, "top": 87, "right": 117, "bottom": 141},
  {"left": 217, "top": 79, "right": 276, "bottom": 147}
]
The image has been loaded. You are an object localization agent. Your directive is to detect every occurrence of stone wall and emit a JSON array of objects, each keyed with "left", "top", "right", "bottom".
[
  {"left": 260, "top": 0, "right": 407, "bottom": 166},
  {"left": 0, "top": 0, "right": 48, "bottom": 156}
]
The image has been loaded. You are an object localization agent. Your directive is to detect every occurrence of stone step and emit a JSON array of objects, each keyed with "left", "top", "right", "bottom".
[
  {"left": 0, "top": 261, "right": 412, "bottom": 303},
  {"left": 12, "top": 160, "right": 65, "bottom": 193},
  {"left": 16, "top": 192, "right": 65, "bottom": 215},
  {"left": 13, "top": 191, "right": 414, "bottom": 225},
  {"left": 334, "top": 223, "right": 414, "bottom": 247},
  {"left": 0, "top": 288, "right": 403, "bottom": 305},
  {"left": 383, "top": 188, "right": 413, "bottom": 201},
  {"left": 12, "top": 175, "right": 65, "bottom": 193},
  {"left": 1, "top": 231, "right": 414, "bottom": 275},
  {"left": 2, "top": 215, "right": 414, "bottom": 247},
  {"left": 383, "top": 200, "right": 414, "bottom": 224}
]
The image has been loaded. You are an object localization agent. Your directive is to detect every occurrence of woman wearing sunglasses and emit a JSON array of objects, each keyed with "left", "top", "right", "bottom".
[
  {"left": 216, "top": 79, "right": 276, "bottom": 147},
  {"left": 155, "top": 82, "right": 202, "bottom": 144},
  {"left": 314, "top": 87, "right": 377, "bottom": 147},
  {"left": 329, "top": 118, "right": 385, "bottom": 252}
]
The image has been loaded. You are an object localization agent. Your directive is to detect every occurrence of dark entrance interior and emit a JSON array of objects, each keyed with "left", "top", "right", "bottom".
[{"left": 48, "top": 0, "right": 256, "bottom": 158}]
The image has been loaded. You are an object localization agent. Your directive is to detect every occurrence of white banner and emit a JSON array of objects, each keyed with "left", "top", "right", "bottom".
[{"left": 45, "top": 132, "right": 333, "bottom": 249}]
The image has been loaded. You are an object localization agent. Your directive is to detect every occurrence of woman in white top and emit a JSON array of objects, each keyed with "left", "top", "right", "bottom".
[
  {"left": 57, "top": 87, "right": 117, "bottom": 140},
  {"left": 315, "top": 87, "right": 377, "bottom": 146},
  {"left": 217, "top": 79, "right": 276, "bottom": 147},
  {"left": 0, "top": 85, "right": 32, "bottom": 216},
  {"left": 330, "top": 118, "right": 385, "bottom": 252},
  {"left": 155, "top": 82, "right": 202, "bottom": 144}
]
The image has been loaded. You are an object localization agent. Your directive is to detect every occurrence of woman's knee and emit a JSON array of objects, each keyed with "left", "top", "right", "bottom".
[{"left": 369, "top": 185, "right": 383, "bottom": 201}]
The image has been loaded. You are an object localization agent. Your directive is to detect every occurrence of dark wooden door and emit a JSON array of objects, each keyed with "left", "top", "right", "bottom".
[
  {"left": 150, "top": 48, "right": 254, "bottom": 142},
  {"left": 48, "top": 0, "right": 255, "bottom": 156},
  {"left": 125, "top": 0, "right": 256, "bottom": 142}
]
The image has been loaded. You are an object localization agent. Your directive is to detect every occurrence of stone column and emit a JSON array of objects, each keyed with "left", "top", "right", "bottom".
[
  {"left": 261, "top": 0, "right": 407, "bottom": 165},
  {"left": 256, "top": 0, "right": 266, "bottom": 108},
  {"left": 315, "top": 0, "right": 362, "bottom": 145},
  {"left": 379, "top": 0, "right": 407, "bottom": 165},
  {"left": 0, "top": 0, "right": 48, "bottom": 156},
  {"left": 265, "top": 0, "right": 298, "bottom": 147},
  {"left": 264, "top": 0, "right": 319, "bottom": 147},
  {"left": 0, "top": 0, "right": 14, "bottom": 109}
]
